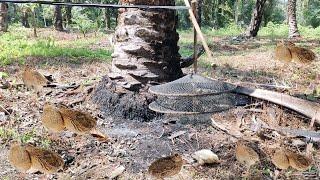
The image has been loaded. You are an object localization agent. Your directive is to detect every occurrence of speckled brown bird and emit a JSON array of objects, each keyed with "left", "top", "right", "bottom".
[
  {"left": 25, "top": 145, "right": 64, "bottom": 174},
  {"left": 235, "top": 142, "right": 259, "bottom": 168},
  {"left": 8, "top": 142, "right": 32, "bottom": 173},
  {"left": 58, "top": 105, "right": 97, "bottom": 135},
  {"left": 286, "top": 151, "right": 312, "bottom": 171},
  {"left": 148, "top": 154, "right": 183, "bottom": 179},
  {"left": 41, "top": 102, "right": 65, "bottom": 133},
  {"left": 275, "top": 41, "right": 316, "bottom": 64},
  {"left": 272, "top": 149, "right": 289, "bottom": 170},
  {"left": 287, "top": 44, "right": 316, "bottom": 63},
  {"left": 275, "top": 41, "right": 292, "bottom": 63},
  {"left": 8, "top": 143, "right": 64, "bottom": 174},
  {"left": 22, "top": 65, "right": 48, "bottom": 92},
  {"left": 41, "top": 104, "right": 109, "bottom": 141}
]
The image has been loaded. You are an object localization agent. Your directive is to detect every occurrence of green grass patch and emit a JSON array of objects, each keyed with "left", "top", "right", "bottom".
[
  {"left": 0, "top": 28, "right": 112, "bottom": 66},
  {"left": 205, "top": 23, "right": 244, "bottom": 37},
  {"left": 180, "top": 23, "right": 320, "bottom": 39}
]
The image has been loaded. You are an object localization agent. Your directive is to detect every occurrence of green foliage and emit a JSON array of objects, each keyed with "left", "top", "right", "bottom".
[
  {"left": 0, "top": 28, "right": 112, "bottom": 66},
  {"left": 298, "top": 25, "right": 320, "bottom": 38},
  {"left": 299, "top": 0, "right": 320, "bottom": 28},
  {"left": 0, "top": 127, "right": 18, "bottom": 141},
  {"left": 0, "top": 72, "right": 9, "bottom": 78},
  {"left": 207, "top": 23, "right": 244, "bottom": 37},
  {"left": 72, "top": 8, "right": 96, "bottom": 37},
  {"left": 258, "top": 22, "right": 288, "bottom": 38}
]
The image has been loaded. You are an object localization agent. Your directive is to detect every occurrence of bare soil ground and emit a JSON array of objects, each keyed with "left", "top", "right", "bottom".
[{"left": 0, "top": 31, "right": 319, "bottom": 179}]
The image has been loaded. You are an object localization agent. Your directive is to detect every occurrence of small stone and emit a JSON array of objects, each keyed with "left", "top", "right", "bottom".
[
  {"left": 193, "top": 149, "right": 220, "bottom": 165},
  {"left": 109, "top": 165, "right": 125, "bottom": 179}
]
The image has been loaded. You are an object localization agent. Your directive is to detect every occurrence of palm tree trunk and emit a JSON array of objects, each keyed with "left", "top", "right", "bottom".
[
  {"left": 0, "top": 3, "right": 8, "bottom": 32},
  {"left": 110, "top": 0, "right": 183, "bottom": 90},
  {"left": 54, "top": 4, "right": 64, "bottom": 31},
  {"left": 287, "top": 0, "right": 300, "bottom": 38},
  {"left": 245, "top": 0, "right": 267, "bottom": 37}
]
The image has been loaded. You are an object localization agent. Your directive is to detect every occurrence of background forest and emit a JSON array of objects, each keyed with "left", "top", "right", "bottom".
[
  {"left": 2, "top": 0, "right": 320, "bottom": 32},
  {"left": 0, "top": 0, "right": 320, "bottom": 66}
]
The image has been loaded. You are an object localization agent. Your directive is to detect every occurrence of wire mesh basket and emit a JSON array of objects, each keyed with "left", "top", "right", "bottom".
[
  {"left": 149, "top": 74, "right": 236, "bottom": 96},
  {"left": 149, "top": 74, "right": 238, "bottom": 114}
]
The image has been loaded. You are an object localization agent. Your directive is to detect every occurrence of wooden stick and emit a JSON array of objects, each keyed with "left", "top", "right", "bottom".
[
  {"left": 183, "top": 0, "right": 213, "bottom": 60},
  {"left": 2, "top": 0, "right": 189, "bottom": 10},
  {"left": 191, "top": 0, "right": 198, "bottom": 74},
  {"left": 234, "top": 86, "right": 320, "bottom": 124}
]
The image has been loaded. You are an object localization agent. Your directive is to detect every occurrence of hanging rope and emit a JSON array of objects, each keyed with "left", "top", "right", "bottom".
[{"left": 0, "top": 0, "right": 190, "bottom": 10}]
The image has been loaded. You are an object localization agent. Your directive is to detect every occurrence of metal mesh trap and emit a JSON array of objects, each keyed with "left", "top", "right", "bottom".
[{"left": 149, "top": 74, "right": 238, "bottom": 114}]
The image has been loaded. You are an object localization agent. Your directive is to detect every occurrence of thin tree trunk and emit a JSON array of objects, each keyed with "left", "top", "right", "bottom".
[
  {"left": 0, "top": 3, "right": 9, "bottom": 32},
  {"left": 234, "top": 0, "right": 241, "bottom": 24},
  {"left": 287, "top": 0, "right": 300, "bottom": 38},
  {"left": 110, "top": 0, "right": 183, "bottom": 90},
  {"left": 213, "top": 0, "right": 219, "bottom": 29},
  {"left": 54, "top": 4, "right": 64, "bottom": 31},
  {"left": 65, "top": 0, "right": 72, "bottom": 25},
  {"left": 22, "top": 9, "right": 30, "bottom": 28},
  {"left": 32, "top": 10, "right": 37, "bottom": 37},
  {"left": 197, "top": 0, "right": 202, "bottom": 27},
  {"left": 245, "top": 0, "right": 267, "bottom": 37},
  {"left": 104, "top": 8, "right": 111, "bottom": 31}
]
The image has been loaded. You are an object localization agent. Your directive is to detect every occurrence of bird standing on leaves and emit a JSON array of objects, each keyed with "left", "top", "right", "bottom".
[
  {"left": 272, "top": 149, "right": 290, "bottom": 170},
  {"left": 148, "top": 154, "right": 183, "bottom": 179},
  {"left": 235, "top": 142, "right": 259, "bottom": 168},
  {"left": 8, "top": 142, "right": 64, "bottom": 174},
  {"left": 274, "top": 41, "right": 316, "bottom": 63},
  {"left": 287, "top": 42, "right": 316, "bottom": 63},
  {"left": 286, "top": 151, "right": 312, "bottom": 171},
  {"left": 22, "top": 65, "right": 49, "bottom": 92},
  {"left": 41, "top": 103, "right": 109, "bottom": 141}
]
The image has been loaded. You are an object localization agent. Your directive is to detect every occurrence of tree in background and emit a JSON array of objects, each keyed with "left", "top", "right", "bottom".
[
  {"left": 54, "top": 3, "right": 64, "bottom": 31},
  {"left": 65, "top": 0, "right": 72, "bottom": 26},
  {"left": 196, "top": 0, "right": 202, "bottom": 27},
  {"left": 299, "top": 0, "right": 320, "bottom": 28},
  {"left": 110, "top": 0, "right": 183, "bottom": 90},
  {"left": 287, "top": 0, "right": 300, "bottom": 38},
  {"left": 245, "top": 0, "right": 267, "bottom": 37},
  {"left": 0, "top": 3, "right": 9, "bottom": 32}
]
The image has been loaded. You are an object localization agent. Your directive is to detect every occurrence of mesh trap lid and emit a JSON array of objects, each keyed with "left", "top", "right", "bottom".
[
  {"left": 149, "top": 74, "right": 236, "bottom": 96},
  {"left": 149, "top": 94, "right": 236, "bottom": 114}
]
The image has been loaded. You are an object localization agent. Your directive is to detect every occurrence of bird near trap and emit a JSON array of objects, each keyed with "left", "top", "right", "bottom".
[
  {"left": 8, "top": 142, "right": 64, "bottom": 174},
  {"left": 41, "top": 103, "right": 109, "bottom": 142},
  {"left": 148, "top": 153, "right": 183, "bottom": 179},
  {"left": 235, "top": 142, "right": 260, "bottom": 168}
]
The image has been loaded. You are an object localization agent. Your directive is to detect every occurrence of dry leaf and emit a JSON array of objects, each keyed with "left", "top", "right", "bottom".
[{"left": 109, "top": 165, "right": 125, "bottom": 179}]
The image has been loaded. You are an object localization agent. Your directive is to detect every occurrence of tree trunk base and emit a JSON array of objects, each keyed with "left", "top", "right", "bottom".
[{"left": 92, "top": 76, "right": 159, "bottom": 121}]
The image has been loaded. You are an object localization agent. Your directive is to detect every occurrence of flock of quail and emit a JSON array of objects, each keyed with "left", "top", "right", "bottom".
[{"left": 7, "top": 40, "right": 317, "bottom": 179}]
